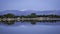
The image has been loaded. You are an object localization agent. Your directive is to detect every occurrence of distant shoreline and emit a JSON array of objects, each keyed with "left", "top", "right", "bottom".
[
  {"left": 0, "top": 17, "right": 60, "bottom": 22},
  {"left": 0, "top": 13, "right": 60, "bottom": 22}
]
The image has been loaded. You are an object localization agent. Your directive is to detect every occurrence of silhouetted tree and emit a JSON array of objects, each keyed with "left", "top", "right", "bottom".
[
  {"left": 3, "top": 13, "right": 15, "bottom": 18},
  {"left": 30, "top": 13, "right": 37, "bottom": 18}
]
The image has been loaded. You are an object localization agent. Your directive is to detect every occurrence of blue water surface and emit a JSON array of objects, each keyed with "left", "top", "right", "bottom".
[{"left": 0, "top": 22, "right": 60, "bottom": 34}]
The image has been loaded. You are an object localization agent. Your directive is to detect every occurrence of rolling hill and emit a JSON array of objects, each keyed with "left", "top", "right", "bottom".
[{"left": 0, "top": 10, "right": 60, "bottom": 16}]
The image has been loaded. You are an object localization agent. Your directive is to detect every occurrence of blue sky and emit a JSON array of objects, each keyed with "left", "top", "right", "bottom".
[{"left": 0, "top": 0, "right": 60, "bottom": 11}]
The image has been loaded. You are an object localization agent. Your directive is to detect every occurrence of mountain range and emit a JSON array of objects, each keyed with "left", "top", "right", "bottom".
[{"left": 0, "top": 10, "right": 60, "bottom": 16}]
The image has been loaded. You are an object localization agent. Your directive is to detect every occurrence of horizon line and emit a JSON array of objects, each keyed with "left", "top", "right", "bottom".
[{"left": 0, "top": 9, "right": 60, "bottom": 11}]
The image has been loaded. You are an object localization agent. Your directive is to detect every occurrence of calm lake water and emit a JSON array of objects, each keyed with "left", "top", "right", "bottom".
[{"left": 0, "top": 21, "right": 60, "bottom": 34}]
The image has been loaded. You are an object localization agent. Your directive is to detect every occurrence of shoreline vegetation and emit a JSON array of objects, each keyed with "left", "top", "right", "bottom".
[{"left": 0, "top": 13, "right": 60, "bottom": 25}]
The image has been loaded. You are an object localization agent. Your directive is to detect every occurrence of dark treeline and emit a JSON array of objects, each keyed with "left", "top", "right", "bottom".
[{"left": 0, "top": 13, "right": 60, "bottom": 18}]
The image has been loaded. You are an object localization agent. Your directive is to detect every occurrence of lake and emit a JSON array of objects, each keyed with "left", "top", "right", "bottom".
[{"left": 0, "top": 21, "right": 60, "bottom": 34}]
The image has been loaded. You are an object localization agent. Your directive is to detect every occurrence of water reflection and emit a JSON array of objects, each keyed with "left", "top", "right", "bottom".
[
  {"left": 0, "top": 20, "right": 60, "bottom": 25},
  {"left": 0, "top": 21, "right": 60, "bottom": 34},
  {"left": 0, "top": 22, "right": 60, "bottom": 34}
]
